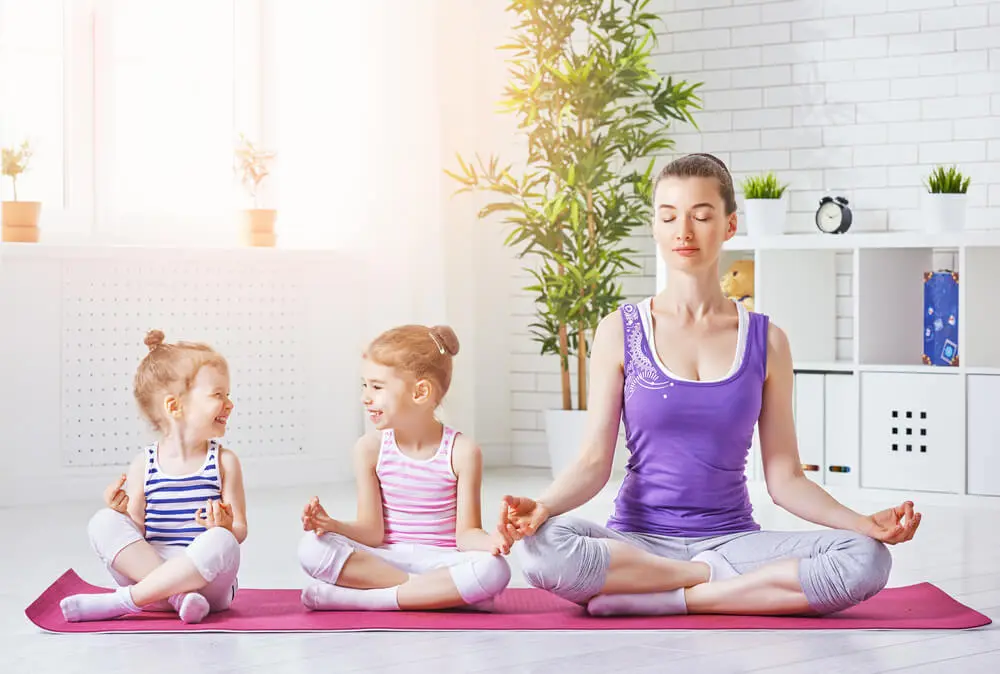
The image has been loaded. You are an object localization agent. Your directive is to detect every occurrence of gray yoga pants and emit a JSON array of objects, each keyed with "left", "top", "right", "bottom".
[{"left": 517, "top": 515, "right": 892, "bottom": 615}]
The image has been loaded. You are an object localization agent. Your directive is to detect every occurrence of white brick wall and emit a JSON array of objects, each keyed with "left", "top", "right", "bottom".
[
  {"left": 508, "top": 235, "right": 657, "bottom": 466},
  {"left": 506, "top": 0, "right": 1000, "bottom": 466}
]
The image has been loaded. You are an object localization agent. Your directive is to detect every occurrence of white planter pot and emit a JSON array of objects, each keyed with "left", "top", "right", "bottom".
[
  {"left": 743, "top": 198, "right": 787, "bottom": 237},
  {"left": 923, "top": 193, "right": 967, "bottom": 233},
  {"left": 543, "top": 409, "right": 588, "bottom": 480}
]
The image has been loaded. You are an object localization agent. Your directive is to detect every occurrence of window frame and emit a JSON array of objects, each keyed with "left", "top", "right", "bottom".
[{"left": 2, "top": 0, "right": 271, "bottom": 245}]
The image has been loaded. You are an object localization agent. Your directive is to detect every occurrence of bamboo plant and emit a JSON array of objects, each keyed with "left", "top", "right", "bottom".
[{"left": 447, "top": 0, "right": 702, "bottom": 410}]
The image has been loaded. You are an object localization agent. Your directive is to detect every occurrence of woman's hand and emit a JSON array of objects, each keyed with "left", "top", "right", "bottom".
[
  {"left": 499, "top": 495, "right": 550, "bottom": 540},
  {"left": 861, "top": 501, "right": 921, "bottom": 544}
]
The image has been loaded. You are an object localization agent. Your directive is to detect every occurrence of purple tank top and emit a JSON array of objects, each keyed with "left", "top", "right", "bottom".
[{"left": 607, "top": 301, "right": 768, "bottom": 538}]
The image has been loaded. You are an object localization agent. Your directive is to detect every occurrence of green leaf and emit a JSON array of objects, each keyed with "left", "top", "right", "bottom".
[{"left": 441, "top": 0, "right": 702, "bottom": 407}]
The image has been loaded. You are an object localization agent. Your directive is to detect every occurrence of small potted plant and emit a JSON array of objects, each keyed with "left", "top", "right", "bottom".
[
  {"left": 234, "top": 132, "right": 277, "bottom": 247},
  {"left": 1, "top": 140, "right": 41, "bottom": 243},
  {"left": 923, "top": 165, "right": 970, "bottom": 234},
  {"left": 740, "top": 171, "right": 788, "bottom": 237}
]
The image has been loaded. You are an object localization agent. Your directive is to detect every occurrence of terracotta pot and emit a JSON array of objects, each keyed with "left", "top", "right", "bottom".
[
  {"left": 241, "top": 209, "right": 277, "bottom": 247},
  {"left": 1, "top": 201, "right": 41, "bottom": 243}
]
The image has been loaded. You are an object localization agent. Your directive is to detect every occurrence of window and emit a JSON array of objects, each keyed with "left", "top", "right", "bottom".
[
  {"left": 97, "top": 2, "right": 235, "bottom": 222},
  {"left": 1, "top": 0, "right": 255, "bottom": 244},
  {"left": 94, "top": 0, "right": 248, "bottom": 244},
  {"left": 0, "top": 0, "right": 388, "bottom": 247},
  {"left": 0, "top": 0, "right": 66, "bottom": 208},
  {"left": 268, "top": 2, "right": 376, "bottom": 249}
]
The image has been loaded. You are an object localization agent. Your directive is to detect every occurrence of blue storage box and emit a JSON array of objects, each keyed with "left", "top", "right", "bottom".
[{"left": 923, "top": 270, "right": 959, "bottom": 367}]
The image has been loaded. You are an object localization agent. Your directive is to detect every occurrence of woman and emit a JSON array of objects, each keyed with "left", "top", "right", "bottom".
[{"left": 500, "top": 153, "right": 921, "bottom": 617}]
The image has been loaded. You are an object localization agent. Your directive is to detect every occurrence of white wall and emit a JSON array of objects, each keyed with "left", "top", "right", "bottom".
[
  {"left": 432, "top": 0, "right": 523, "bottom": 466},
  {"left": 0, "top": 246, "right": 364, "bottom": 507},
  {"left": 494, "top": 0, "right": 1000, "bottom": 465},
  {"left": 659, "top": 0, "right": 1000, "bottom": 234}
]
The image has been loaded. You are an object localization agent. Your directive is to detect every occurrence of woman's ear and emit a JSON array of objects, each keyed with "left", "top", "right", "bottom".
[{"left": 725, "top": 212, "right": 738, "bottom": 240}]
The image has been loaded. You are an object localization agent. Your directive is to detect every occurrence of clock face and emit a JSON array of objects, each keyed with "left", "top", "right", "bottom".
[{"left": 816, "top": 201, "right": 842, "bottom": 233}]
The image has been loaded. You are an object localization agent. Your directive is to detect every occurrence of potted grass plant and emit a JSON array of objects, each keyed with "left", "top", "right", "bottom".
[
  {"left": 234, "top": 133, "right": 277, "bottom": 247},
  {"left": 923, "top": 165, "right": 970, "bottom": 234},
  {"left": 740, "top": 171, "right": 788, "bottom": 237},
  {"left": 446, "top": 0, "right": 702, "bottom": 477},
  {"left": 1, "top": 140, "right": 41, "bottom": 243}
]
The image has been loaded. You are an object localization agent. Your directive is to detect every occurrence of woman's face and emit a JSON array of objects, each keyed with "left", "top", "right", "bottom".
[{"left": 652, "top": 175, "right": 737, "bottom": 272}]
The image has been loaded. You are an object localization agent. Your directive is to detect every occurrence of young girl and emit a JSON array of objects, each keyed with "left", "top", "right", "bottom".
[
  {"left": 297, "top": 324, "right": 513, "bottom": 612},
  {"left": 60, "top": 330, "right": 247, "bottom": 624},
  {"left": 501, "top": 152, "right": 919, "bottom": 617}
]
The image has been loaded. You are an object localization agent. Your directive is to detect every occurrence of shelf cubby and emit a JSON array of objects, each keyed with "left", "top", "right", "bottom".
[
  {"left": 962, "top": 246, "right": 1000, "bottom": 369},
  {"left": 857, "top": 246, "right": 960, "bottom": 369},
  {"left": 755, "top": 247, "right": 847, "bottom": 366}
]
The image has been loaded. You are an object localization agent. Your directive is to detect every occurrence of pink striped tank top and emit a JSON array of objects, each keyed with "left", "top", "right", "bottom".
[{"left": 376, "top": 426, "right": 459, "bottom": 548}]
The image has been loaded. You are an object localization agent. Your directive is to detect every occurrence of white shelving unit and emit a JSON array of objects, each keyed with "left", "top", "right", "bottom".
[{"left": 657, "top": 231, "right": 1000, "bottom": 499}]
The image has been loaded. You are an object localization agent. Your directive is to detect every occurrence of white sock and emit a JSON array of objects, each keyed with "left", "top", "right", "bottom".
[
  {"left": 586, "top": 587, "right": 688, "bottom": 617},
  {"left": 692, "top": 550, "right": 740, "bottom": 582},
  {"left": 168, "top": 592, "right": 211, "bottom": 624},
  {"left": 301, "top": 583, "right": 400, "bottom": 611},
  {"left": 60, "top": 585, "right": 141, "bottom": 622}
]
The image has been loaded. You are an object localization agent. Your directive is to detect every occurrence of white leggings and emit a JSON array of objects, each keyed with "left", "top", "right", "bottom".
[
  {"left": 298, "top": 532, "right": 512, "bottom": 605},
  {"left": 88, "top": 508, "right": 241, "bottom": 612}
]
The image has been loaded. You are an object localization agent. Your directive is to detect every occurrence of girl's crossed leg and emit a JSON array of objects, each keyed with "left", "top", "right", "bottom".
[
  {"left": 298, "top": 531, "right": 511, "bottom": 611},
  {"left": 60, "top": 508, "right": 240, "bottom": 623}
]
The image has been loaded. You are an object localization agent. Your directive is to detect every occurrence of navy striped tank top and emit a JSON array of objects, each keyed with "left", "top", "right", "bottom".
[{"left": 143, "top": 440, "right": 222, "bottom": 547}]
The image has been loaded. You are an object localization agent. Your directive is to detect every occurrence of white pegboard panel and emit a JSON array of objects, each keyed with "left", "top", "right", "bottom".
[{"left": 61, "top": 257, "right": 310, "bottom": 467}]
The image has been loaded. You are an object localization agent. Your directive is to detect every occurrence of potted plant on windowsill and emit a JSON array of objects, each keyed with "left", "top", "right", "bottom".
[
  {"left": 740, "top": 171, "right": 788, "bottom": 237},
  {"left": 446, "top": 0, "right": 702, "bottom": 478},
  {"left": 1, "top": 140, "right": 41, "bottom": 243},
  {"left": 923, "top": 165, "right": 970, "bottom": 234},
  {"left": 234, "top": 132, "right": 277, "bottom": 247}
]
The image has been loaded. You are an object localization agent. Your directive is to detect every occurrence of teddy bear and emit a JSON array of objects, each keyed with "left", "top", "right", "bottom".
[{"left": 720, "top": 259, "right": 754, "bottom": 312}]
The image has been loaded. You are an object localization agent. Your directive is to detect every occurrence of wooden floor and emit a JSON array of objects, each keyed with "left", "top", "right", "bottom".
[{"left": 4, "top": 468, "right": 999, "bottom": 673}]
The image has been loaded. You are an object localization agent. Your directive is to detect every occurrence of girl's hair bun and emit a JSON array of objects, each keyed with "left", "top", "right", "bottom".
[{"left": 429, "top": 325, "right": 460, "bottom": 356}]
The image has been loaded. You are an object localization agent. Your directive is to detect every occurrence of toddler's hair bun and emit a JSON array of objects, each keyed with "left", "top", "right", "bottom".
[{"left": 144, "top": 329, "right": 166, "bottom": 351}]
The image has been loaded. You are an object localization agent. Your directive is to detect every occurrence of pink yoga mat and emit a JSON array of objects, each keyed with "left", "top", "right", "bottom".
[{"left": 26, "top": 569, "right": 992, "bottom": 633}]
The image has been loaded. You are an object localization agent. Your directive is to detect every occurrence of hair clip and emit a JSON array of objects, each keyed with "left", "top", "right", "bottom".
[{"left": 429, "top": 332, "right": 446, "bottom": 355}]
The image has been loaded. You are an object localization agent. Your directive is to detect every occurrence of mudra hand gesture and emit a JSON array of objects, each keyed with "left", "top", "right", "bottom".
[
  {"left": 862, "top": 500, "right": 921, "bottom": 544},
  {"left": 301, "top": 496, "right": 336, "bottom": 535},
  {"left": 498, "top": 495, "right": 550, "bottom": 541},
  {"left": 195, "top": 499, "right": 234, "bottom": 532},
  {"left": 103, "top": 474, "right": 129, "bottom": 514}
]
